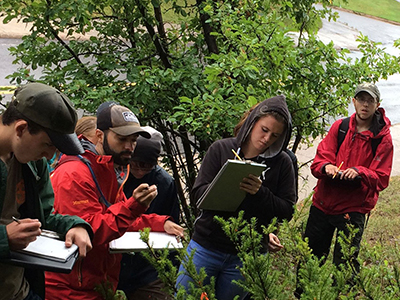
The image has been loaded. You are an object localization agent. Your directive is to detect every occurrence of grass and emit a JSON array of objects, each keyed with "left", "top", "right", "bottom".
[
  {"left": 160, "top": 0, "right": 196, "bottom": 24},
  {"left": 332, "top": 0, "right": 400, "bottom": 24},
  {"left": 294, "top": 175, "right": 400, "bottom": 266},
  {"left": 161, "top": 0, "right": 400, "bottom": 25},
  {"left": 363, "top": 175, "right": 400, "bottom": 248}
]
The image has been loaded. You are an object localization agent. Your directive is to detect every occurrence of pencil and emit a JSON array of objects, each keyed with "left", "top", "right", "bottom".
[
  {"left": 12, "top": 216, "right": 21, "bottom": 224},
  {"left": 332, "top": 161, "right": 344, "bottom": 179},
  {"left": 231, "top": 149, "right": 242, "bottom": 161}
]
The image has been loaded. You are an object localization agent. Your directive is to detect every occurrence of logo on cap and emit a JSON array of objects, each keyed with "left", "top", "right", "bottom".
[
  {"left": 122, "top": 111, "right": 139, "bottom": 123},
  {"left": 97, "top": 104, "right": 151, "bottom": 138}
]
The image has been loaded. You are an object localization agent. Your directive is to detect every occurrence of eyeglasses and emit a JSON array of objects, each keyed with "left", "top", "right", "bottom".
[
  {"left": 355, "top": 96, "right": 377, "bottom": 106},
  {"left": 131, "top": 161, "right": 155, "bottom": 172}
]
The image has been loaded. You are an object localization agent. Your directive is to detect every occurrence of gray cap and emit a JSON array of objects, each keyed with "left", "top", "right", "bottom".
[
  {"left": 354, "top": 82, "right": 380, "bottom": 102},
  {"left": 131, "top": 126, "right": 163, "bottom": 165},
  {"left": 97, "top": 104, "right": 150, "bottom": 138},
  {"left": 13, "top": 83, "right": 84, "bottom": 155}
]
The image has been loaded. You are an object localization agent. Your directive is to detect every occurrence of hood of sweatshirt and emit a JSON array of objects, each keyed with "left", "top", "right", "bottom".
[
  {"left": 80, "top": 136, "right": 98, "bottom": 154},
  {"left": 235, "top": 95, "right": 292, "bottom": 159}
]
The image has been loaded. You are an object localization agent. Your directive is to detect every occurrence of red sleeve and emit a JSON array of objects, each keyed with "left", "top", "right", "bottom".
[
  {"left": 354, "top": 134, "right": 393, "bottom": 192},
  {"left": 128, "top": 213, "right": 171, "bottom": 232},
  {"left": 51, "top": 161, "right": 147, "bottom": 246}
]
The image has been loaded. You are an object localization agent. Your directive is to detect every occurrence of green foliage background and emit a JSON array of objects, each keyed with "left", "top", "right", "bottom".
[
  {"left": 1, "top": 0, "right": 400, "bottom": 227},
  {"left": 142, "top": 177, "right": 400, "bottom": 299},
  {"left": 1, "top": 0, "right": 400, "bottom": 298}
]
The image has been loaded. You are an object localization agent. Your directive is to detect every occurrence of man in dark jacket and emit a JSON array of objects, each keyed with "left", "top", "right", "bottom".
[
  {"left": 118, "top": 126, "right": 180, "bottom": 300},
  {"left": 296, "top": 83, "right": 393, "bottom": 297},
  {"left": 0, "top": 83, "right": 93, "bottom": 300}
]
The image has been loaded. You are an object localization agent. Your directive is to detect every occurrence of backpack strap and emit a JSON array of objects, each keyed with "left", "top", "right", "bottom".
[
  {"left": 337, "top": 117, "right": 350, "bottom": 154},
  {"left": 77, "top": 155, "right": 111, "bottom": 208},
  {"left": 56, "top": 155, "right": 111, "bottom": 208},
  {"left": 371, "top": 137, "right": 383, "bottom": 157},
  {"left": 337, "top": 117, "right": 381, "bottom": 157}
]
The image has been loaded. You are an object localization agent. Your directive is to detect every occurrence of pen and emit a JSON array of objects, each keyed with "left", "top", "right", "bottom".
[
  {"left": 176, "top": 235, "right": 187, "bottom": 244},
  {"left": 332, "top": 161, "right": 344, "bottom": 179},
  {"left": 12, "top": 216, "right": 21, "bottom": 224},
  {"left": 231, "top": 149, "right": 242, "bottom": 161}
]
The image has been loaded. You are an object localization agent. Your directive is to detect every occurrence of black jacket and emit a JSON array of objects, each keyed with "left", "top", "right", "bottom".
[{"left": 192, "top": 95, "right": 296, "bottom": 253}]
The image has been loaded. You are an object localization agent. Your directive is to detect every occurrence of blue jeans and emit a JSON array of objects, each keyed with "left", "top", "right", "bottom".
[
  {"left": 176, "top": 240, "right": 247, "bottom": 300},
  {"left": 24, "top": 289, "right": 43, "bottom": 300}
]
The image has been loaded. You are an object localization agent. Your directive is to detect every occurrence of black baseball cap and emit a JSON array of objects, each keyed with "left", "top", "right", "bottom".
[{"left": 13, "top": 83, "right": 84, "bottom": 155}]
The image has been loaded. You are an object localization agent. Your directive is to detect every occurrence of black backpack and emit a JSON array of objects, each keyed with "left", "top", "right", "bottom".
[{"left": 337, "top": 117, "right": 382, "bottom": 156}]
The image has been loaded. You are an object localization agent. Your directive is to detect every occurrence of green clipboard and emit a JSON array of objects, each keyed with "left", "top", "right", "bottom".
[{"left": 197, "top": 159, "right": 266, "bottom": 212}]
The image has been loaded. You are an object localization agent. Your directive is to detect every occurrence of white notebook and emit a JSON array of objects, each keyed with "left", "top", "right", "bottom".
[
  {"left": 18, "top": 234, "right": 78, "bottom": 262},
  {"left": 109, "top": 232, "right": 183, "bottom": 253}
]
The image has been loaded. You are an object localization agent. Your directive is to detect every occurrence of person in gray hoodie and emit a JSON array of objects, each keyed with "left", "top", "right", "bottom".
[{"left": 176, "top": 95, "right": 297, "bottom": 300}]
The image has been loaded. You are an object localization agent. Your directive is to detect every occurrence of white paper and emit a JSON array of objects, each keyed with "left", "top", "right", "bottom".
[
  {"left": 109, "top": 232, "right": 183, "bottom": 253},
  {"left": 19, "top": 235, "right": 78, "bottom": 262}
]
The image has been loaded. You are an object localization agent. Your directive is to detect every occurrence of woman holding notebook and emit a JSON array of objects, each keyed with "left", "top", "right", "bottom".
[{"left": 176, "top": 95, "right": 297, "bottom": 300}]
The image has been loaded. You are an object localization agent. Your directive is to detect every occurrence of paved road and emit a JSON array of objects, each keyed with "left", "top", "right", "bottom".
[
  {"left": 316, "top": 4, "right": 400, "bottom": 125},
  {"left": 299, "top": 5, "right": 400, "bottom": 199}
]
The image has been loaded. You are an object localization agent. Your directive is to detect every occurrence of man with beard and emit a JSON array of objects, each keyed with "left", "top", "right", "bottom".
[{"left": 45, "top": 104, "right": 184, "bottom": 300}]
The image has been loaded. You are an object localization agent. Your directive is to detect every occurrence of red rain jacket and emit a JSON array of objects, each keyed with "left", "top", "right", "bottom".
[
  {"left": 311, "top": 108, "right": 393, "bottom": 215},
  {"left": 45, "top": 146, "right": 169, "bottom": 300}
]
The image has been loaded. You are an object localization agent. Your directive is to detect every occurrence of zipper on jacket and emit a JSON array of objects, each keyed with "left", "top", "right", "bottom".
[{"left": 77, "top": 259, "right": 83, "bottom": 287}]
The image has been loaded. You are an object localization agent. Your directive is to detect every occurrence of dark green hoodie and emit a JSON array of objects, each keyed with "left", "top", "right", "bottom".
[{"left": 0, "top": 157, "right": 92, "bottom": 298}]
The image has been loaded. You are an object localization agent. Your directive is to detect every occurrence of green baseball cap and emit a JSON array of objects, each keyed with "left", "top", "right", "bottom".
[
  {"left": 13, "top": 83, "right": 84, "bottom": 155},
  {"left": 354, "top": 82, "right": 380, "bottom": 102}
]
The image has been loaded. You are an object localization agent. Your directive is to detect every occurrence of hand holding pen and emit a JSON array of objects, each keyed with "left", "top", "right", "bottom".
[
  {"left": 332, "top": 161, "right": 344, "bottom": 179},
  {"left": 232, "top": 149, "right": 262, "bottom": 194},
  {"left": 324, "top": 162, "right": 342, "bottom": 178},
  {"left": 6, "top": 216, "right": 41, "bottom": 250},
  {"left": 327, "top": 161, "right": 360, "bottom": 181}
]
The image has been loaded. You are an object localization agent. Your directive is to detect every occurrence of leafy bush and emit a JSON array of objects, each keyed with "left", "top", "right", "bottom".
[{"left": 2, "top": 0, "right": 400, "bottom": 226}]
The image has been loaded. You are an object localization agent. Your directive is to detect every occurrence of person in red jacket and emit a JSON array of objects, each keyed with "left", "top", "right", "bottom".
[
  {"left": 45, "top": 104, "right": 183, "bottom": 300},
  {"left": 296, "top": 83, "right": 393, "bottom": 297}
]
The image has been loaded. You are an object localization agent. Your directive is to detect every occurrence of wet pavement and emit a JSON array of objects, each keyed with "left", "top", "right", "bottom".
[{"left": 316, "top": 4, "right": 400, "bottom": 124}]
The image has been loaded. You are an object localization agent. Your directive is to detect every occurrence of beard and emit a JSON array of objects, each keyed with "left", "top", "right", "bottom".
[{"left": 103, "top": 132, "right": 132, "bottom": 166}]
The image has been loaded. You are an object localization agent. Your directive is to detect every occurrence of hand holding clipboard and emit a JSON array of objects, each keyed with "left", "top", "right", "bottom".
[{"left": 197, "top": 159, "right": 266, "bottom": 212}]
